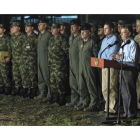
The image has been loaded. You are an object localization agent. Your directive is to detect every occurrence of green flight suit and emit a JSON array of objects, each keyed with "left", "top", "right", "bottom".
[
  {"left": 69, "top": 32, "right": 82, "bottom": 105},
  {"left": 37, "top": 30, "right": 52, "bottom": 98},
  {"left": 79, "top": 37, "right": 98, "bottom": 108}
]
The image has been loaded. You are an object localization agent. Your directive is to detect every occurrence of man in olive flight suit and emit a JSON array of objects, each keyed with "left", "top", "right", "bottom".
[
  {"left": 35, "top": 19, "right": 52, "bottom": 101},
  {"left": 66, "top": 20, "right": 82, "bottom": 107},
  {"left": 77, "top": 23, "right": 99, "bottom": 112}
]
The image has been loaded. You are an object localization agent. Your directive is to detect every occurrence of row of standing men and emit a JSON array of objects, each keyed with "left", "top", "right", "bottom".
[{"left": 0, "top": 19, "right": 140, "bottom": 118}]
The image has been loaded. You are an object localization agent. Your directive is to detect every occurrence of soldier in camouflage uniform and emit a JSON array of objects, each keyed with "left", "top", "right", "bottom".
[
  {"left": 66, "top": 20, "right": 82, "bottom": 107},
  {"left": 112, "top": 22, "right": 118, "bottom": 37},
  {"left": 117, "top": 20, "right": 127, "bottom": 44},
  {"left": 76, "top": 23, "right": 99, "bottom": 112},
  {"left": 35, "top": 19, "right": 52, "bottom": 101},
  {"left": 60, "top": 22, "right": 69, "bottom": 41},
  {"left": 47, "top": 23, "right": 68, "bottom": 106},
  {"left": 19, "top": 22, "right": 38, "bottom": 98},
  {"left": 10, "top": 21, "right": 25, "bottom": 96},
  {"left": 89, "top": 22, "right": 99, "bottom": 43},
  {"left": 0, "top": 23, "right": 12, "bottom": 95},
  {"left": 134, "top": 19, "right": 140, "bottom": 109}
]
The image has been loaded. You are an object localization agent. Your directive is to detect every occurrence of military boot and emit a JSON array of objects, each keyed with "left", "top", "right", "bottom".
[
  {"left": 76, "top": 105, "right": 88, "bottom": 111},
  {"left": 20, "top": 88, "right": 28, "bottom": 98},
  {"left": 83, "top": 106, "right": 98, "bottom": 112},
  {"left": 5, "top": 87, "right": 11, "bottom": 95},
  {"left": 58, "top": 94, "right": 66, "bottom": 106},
  {"left": 11, "top": 87, "right": 21, "bottom": 96},
  {"left": 28, "top": 87, "right": 37, "bottom": 99},
  {"left": 0, "top": 86, "right": 5, "bottom": 94}
]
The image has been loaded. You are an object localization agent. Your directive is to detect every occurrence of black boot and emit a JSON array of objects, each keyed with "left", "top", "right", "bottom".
[
  {"left": 11, "top": 88, "right": 21, "bottom": 96},
  {"left": 58, "top": 94, "right": 66, "bottom": 106},
  {"left": 5, "top": 87, "right": 11, "bottom": 95},
  {"left": 0, "top": 86, "right": 5, "bottom": 94},
  {"left": 28, "top": 87, "right": 37, "bottom": 99},
  {"left": 20, "top": 88, "right": 28, "bottom": 98}
]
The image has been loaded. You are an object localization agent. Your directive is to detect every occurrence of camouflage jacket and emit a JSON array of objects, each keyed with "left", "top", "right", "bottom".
[
  {"left": 10, "top": 32, "right": 25, "bottom": 61},
  {"left": 48, "top": 34, "right": 68, "bottom": 71},
  {"left": 134, "top": 34, "right": 140, "bottom": 62},
  {"left": 21, "top": 33, "right": 37, "bottom": 61},
  {"left": 0, "top": 34, "right": 11, "bottom": 60}
]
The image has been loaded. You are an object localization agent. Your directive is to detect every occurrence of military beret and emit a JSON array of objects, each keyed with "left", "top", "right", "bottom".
[
  {"left": 11, "top": 21, "right": 21, "bottom": 27},
  {"left": 70, "top": 20, "right": 81, "bottom": 26},
  {"left": 0, "top": 23, "right": 5, "bottom": 29},
  {"left": 118, "top": 20, "right": 127, "bottom": 25},
  {"left": 25, "top": 22, "right": 34, "bottom": 27},
  {"left": 81, "top": 23, "right": 91, "bottom": 31},
  {"left": 59, "top": 22, "right": 67, "bottom": 26},
  {"left": 136, "top": 19, "right": 140, "bottom": 25},
  {"left": 38, "top": 19, "right": 48, "bottom": 24},
  {"left": 51, "top": 23, "right": 60, "bottom": 29}
]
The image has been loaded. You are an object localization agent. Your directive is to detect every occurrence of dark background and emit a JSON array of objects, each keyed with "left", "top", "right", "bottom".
[{"left": 0, "top": 14, "right": 140, "bottom": 33}]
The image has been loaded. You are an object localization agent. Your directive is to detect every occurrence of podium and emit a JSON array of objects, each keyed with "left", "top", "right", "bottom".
[{"left": 90, "top": 57, "right": 126, "bottom": 124}]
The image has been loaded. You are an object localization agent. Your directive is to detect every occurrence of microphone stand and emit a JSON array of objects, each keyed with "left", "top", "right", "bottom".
[
  {"left": 100, "top": 45, "right": 110, "bottom": 58},
  {"left": 117, "top": 47, "right": 124, "bottom": 124}
]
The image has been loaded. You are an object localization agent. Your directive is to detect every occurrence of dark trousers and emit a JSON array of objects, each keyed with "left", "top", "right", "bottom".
[{"left": 120, "top": 67, "right": 138, "bottom": 117}]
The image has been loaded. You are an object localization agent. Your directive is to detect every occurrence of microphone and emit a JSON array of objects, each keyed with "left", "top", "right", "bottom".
[
  {"left": 120, "top": 40, "right": 131, "bottom": 49},
  {"left": 100, "top": 40, "right": 119, "bottom": 58},
  {"left": 108, "top": 40, "right": 119, "bottom": 48}
]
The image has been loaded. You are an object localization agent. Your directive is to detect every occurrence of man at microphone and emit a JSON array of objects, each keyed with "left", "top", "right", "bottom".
[
  {"left": 112, "top": 24, "right": 139, "bottom": 119},
  {"left": 98, "top": 21, "right": 120, "bottom": 114}
]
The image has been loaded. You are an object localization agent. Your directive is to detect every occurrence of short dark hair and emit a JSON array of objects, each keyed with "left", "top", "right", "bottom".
[
  {"left": 121, "top": 24, "right": 133, "bottom": 37},
  {"left": 104, "top": 21, "right": 114, "bottom": 30}
]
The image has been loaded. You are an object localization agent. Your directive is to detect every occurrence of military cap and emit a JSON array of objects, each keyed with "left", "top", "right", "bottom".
[
  {"left": 118, "top": 20, "right": 127, "bottom": 25},
  {"left": 11, "top": 21, "right": 21, "bottom": 27},
  {"left": 112, "top": 22, "right": 117, "bottom": 26},
  {"left": 89, "top": 22, "right": 98, "bottom": 29},
  {"left": 81, "top": 23, "right": 91, "bottom": 31},
  {"left": 0, "top": 23, "right": 5, "bottom": 29},
  {"left": 136, "top": 19, "right": 140, "bottom": 25},
  {"left": 25, "top": 22, "right": 34, "bottom": 27},
  {"left": 59, "top": 22, "right": 67, "bottom": 26},
  {"left": 51, "top": 23, "right": 60, "bottom": 28},
  {"left": 70, "top": 20, "right": 81, "bottom": 26},
  {"left": 38, "top": 19, "right": 48, "bottom": 25},
  {"left": 98, "top": 23, "right": 104, "bottom": 28}
]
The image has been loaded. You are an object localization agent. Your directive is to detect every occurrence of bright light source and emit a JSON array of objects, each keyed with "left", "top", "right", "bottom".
[
  {"left": 61, "top": 15, "right": 77, "bottom": 18},
  {"left": 24, "top": 16, "right": 30, "bottom": 19}
]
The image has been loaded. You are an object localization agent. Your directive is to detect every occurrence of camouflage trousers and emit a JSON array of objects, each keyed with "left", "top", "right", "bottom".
[
  {"left": 0, "top": 63, "right": 11, "bottom": 87},
  {"left": 49, "top": 67, "right": 67, "bottom": 97},
  {"left": 20, "top": 61, "right": 37, "bottom": 88},
  {"left": 137, "top": 72, "right": 140, "bottom": 109},
  {"left": 12, "top": 60, "right": 22, "bottom": 89}
]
